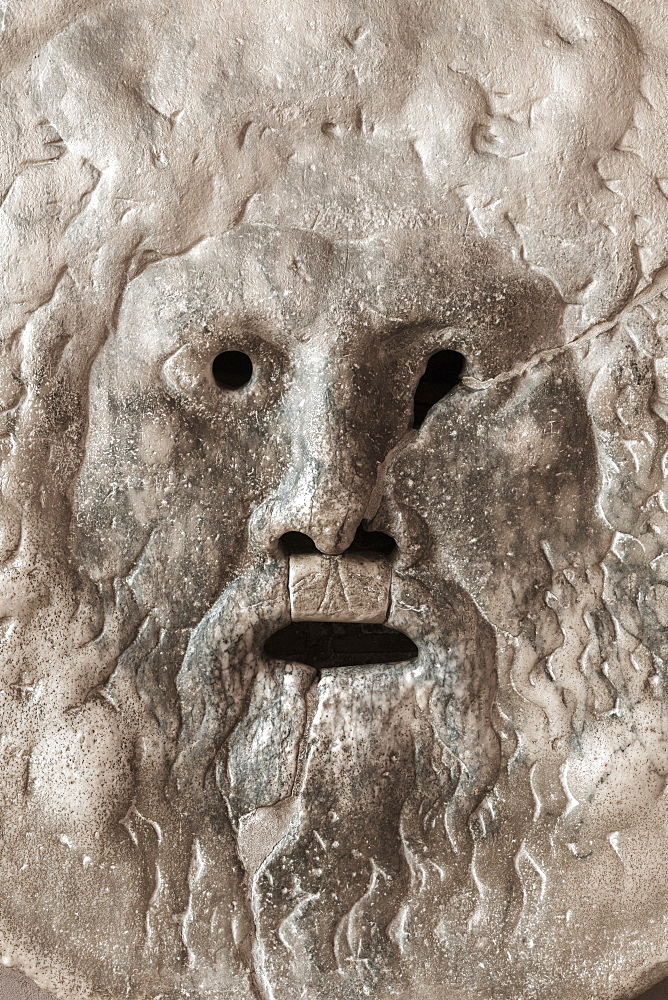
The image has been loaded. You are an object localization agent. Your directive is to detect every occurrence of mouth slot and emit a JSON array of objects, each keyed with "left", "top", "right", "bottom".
[{"left": 264, "top": 622, "right": 418, "bottom": 670}]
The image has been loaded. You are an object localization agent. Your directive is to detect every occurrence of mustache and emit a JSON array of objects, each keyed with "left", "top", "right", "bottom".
[{"left": 172, "top": 556, "right": 293, "bottom": 797}]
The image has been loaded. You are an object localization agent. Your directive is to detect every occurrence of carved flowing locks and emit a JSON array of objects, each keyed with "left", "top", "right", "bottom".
[{"left": 1, "top": 2, "right": 668, "bottom": 1000}]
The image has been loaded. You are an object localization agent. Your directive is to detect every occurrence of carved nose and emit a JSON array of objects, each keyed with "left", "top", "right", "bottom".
[
  {"left": 248, "top": 347, "right": 407, "bottom": 556},
  {"left": 249, "top": 466, "right": 378, "bottom": 555},
  {"left": 248, "top": 431, "right": 396, "bottom": 555}
]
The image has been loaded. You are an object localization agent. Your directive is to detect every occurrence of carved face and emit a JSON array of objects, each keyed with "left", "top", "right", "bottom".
[
  {"left": 56, "top": 215, "right": 616, "bottom": 992},
  {"left": 68, "top": 224, "right": 584, "bottom": 841},
  {"left": 70, "top": 220, "right": 596, "bottom": 813},
  {"left": 6, "top": 3, "right": 668, "bottom": 997},
  {"left": 73, "top": 222, "right": 588, "bottom": 625}
]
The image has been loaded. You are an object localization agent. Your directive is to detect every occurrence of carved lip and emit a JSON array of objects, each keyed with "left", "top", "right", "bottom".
[
  {"left": 261, "top": 551, "right": 419, "bottom": 671},
  {"left": 181, "top": 554, "right": 427, "bottom": 683},
  {"left": 288, "top": 551, "right": 392, "bottom": 624}
]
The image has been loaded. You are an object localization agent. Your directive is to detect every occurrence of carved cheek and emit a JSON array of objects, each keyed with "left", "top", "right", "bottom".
[
  {"left": 389, "top": 364, "right": 600, "bottom": 630},
  {"left": 137, "top": 413, "right": 180, "bottom": 467},
  {"left": 27, "top": 703, "right": 135, "bottom": 846}
]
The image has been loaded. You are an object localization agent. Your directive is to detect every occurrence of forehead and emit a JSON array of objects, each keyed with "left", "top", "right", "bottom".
[{"left": 121, "top": 224, "right": 563, "bottom": 376}]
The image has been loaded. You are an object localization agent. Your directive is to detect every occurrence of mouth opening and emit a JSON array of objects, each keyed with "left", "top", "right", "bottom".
[{"left": 264, "top": 621, "right": 419, "bottom": 671}]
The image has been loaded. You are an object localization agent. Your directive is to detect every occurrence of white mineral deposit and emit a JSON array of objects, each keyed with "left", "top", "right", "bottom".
[{"left": 1, "top": 2, "right": 668, "bottom": 999}]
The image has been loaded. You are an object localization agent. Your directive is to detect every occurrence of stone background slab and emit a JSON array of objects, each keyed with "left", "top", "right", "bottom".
[{"left": 1, "top": 967, "right": 667, "bottom": 1000}]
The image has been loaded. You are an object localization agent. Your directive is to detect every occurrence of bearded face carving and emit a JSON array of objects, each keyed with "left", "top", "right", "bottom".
[{"left": 2, "top": 3, "right": 668, "bottom": 1000}]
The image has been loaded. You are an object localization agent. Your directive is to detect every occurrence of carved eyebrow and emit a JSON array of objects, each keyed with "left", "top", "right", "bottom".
[
  {"left": 362, "top": 312, "right": 467, "bottom": 351},
  {"left": 217, "top": 311, "right": 306, "bottom": 350},
  {"left": 164, "top": 308, "right": 292, "bottom": 351}
]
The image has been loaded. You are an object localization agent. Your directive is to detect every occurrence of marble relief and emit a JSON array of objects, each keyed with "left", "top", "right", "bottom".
[{"left": 1, "top": 2, "right": 668, "bottom": 999}]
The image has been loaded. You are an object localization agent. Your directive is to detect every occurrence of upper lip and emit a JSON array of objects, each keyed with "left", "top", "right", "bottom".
[{"left": 287, "top": 550, "right": 393, "bottom": 625}]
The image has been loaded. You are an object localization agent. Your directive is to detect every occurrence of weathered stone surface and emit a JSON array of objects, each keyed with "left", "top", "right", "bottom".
[
  {"left": 2, "top": 2, "right": 668, "bottom": 999},
  {"left": 289, "top": 554, "right": 391, "bottom": 623}
]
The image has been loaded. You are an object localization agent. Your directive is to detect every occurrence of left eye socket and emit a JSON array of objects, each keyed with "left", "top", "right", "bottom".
[
  {"left": 413, "top": 349, "right": 465, "bottom": 429},
  {"left": 212, "top": 350, "right": 253, "bottom": 389}
]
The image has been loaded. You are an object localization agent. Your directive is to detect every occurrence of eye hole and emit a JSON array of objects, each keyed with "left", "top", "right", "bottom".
[
  {"left": 212, "top": 350, "right": 253, "bottom": 389},
  {"left": 413, "top": 349, "right": 465, "bottom": 429}
]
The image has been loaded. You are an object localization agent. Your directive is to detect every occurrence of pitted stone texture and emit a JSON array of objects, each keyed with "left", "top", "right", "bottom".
[
  {"left": 288, "top": 554, "right": 391, "bottom": 623},
  {"left": 3, "top": 2, "right": 668, "bottom": 1000}
]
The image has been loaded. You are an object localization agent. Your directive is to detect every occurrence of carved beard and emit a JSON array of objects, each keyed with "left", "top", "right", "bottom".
[{"left": 168, "top": 555, "right": 500, "bottom": 989}]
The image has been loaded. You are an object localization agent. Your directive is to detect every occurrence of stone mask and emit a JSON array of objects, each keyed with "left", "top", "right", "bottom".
[{"left": 2, "top": 2, "right": 668, "bottom": 1000}]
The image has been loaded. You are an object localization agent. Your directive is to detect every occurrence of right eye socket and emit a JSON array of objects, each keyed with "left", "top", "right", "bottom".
[
  {"left": 212, "top": 350, "right": 254, "bottom": 389},
  {"left": 162, "top": 334, "right": 285, "bottom": 410}
]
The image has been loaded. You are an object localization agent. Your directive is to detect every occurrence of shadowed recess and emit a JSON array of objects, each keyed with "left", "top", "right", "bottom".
[
  {"left": 212, "top": 350, "right": 253, "bottom": 389},
  {"left": 413, "top": 349, "right": 465, "bottom": 428},
  {"left": 281, "top": 525, "right": 396, "bottom": 556},
  {"left": 264, "top": 622, "right": 418, "bottom": 670}
]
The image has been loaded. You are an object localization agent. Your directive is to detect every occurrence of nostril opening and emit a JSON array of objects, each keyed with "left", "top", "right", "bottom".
[
  {"left": 280, "top": 531, "right": 320, "bottom": 556},
  {"left": 279, "top": 528, "right": 396, "bottom": 557},
  {"left": 350, "top": 526, "right": 397, "bottom": 556},
  {"left": 413, "top": 349, "right": 465, "bottom": 429}
]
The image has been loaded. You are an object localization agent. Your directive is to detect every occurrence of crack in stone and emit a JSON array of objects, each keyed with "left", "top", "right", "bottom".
[{"left": 462, "top": 261, "right": 668, "bottom": 393}]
